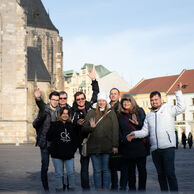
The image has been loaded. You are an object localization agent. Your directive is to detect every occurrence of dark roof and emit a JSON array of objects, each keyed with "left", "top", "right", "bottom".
[
  {"left": 167, "top": 69, "right": 194, "bottom": 94},
  {"left": 129, "top": 75, "right": 179, "bottom": 94},
  {"left": 27, "top": 47, "right": 51, "bottom": 82},
  {"left": 20, "top": 0, "right": 58, "bottom": 32}
]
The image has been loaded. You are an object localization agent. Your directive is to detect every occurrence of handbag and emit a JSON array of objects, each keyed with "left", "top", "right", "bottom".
[
  {"left": 109, "top": 153, "right": 123, "bottom": 171},
  {"left": 81, "top": 110, "right": 111, "bottom": 157}
]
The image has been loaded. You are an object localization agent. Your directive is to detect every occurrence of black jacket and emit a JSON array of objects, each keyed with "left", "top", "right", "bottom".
[
  {"left": 47, "top": 121, "right": 78, "bottom": 160},
  {"left": 119, "top": 107, "right": 148, "bottom": 159},
  {"left": 71, "top": 80, "right": 99, "bottom": 146},
  {"left": 33, "top": 103, "right": 58, "bottom": 149}
]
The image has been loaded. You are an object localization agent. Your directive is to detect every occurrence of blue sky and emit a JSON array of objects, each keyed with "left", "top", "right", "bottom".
[{"left": 41, "top": 0, "right": 194, "bottom": 86}]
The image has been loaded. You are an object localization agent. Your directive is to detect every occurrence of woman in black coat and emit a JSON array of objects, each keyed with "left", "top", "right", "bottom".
[
  {"left": 118, "top": 94, "right": 148, "bottom": 191},
  {"left": 47, "top": 107, "right": 78, "bottom": 192}
]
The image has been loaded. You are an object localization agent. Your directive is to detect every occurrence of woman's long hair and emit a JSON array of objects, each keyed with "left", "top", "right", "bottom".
[
  {"left": 118, "top": 94, "right": 139, "bottom": 116},
  {"left": 58, "top": 107, "right": 72, "bottom": 122},
  {"left": 95, "top": 102, "right": 109, "bottom": 120}
]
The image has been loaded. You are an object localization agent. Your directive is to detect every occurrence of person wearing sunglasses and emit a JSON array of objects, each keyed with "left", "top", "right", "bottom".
[{"left": 71, "top": 68, "right": 99, "bottom": 191}]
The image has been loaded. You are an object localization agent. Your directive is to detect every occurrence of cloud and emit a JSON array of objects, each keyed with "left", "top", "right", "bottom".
[{"left": 63, "top": 24, "right": 194, "bottom": 86}]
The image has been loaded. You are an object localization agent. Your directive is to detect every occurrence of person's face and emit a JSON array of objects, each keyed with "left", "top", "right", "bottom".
[
  {"left": 49, "top": 95, "right": 59, "bottom": 108},
  {"left": 98, "top": 99, "right": 107, "bottom": 109},
  {"left": 122, "top": 100, "right": 132, "bottom": 110},
  {"left": 109, "top": 89, "right": 119, "bottom": 102},
  {"left": 61, "top": 109, "right": 70, "bottom": 121},
  {"left": 76, "top": 94, "right": 86, "bottom": 108},
  {"left": 150, "top": 95, "right": 162, "bottom": 109},
  {"left": 59, "top": 94, "right": 67, "bottom": 107}
]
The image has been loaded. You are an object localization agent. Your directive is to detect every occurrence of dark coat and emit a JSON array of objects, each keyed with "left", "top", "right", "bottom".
[
  {"left": 47, "top": 121, "right": 78, "bottom": 160},
  {"left": 182, "top": 132, "right": 187, "bottom": 145},
  {"left": 71, "top": 80, "right": 99, "bottom": 146},
  {"left": 33, "top": 108, "right": 51, "bottom": 149},
  {"left": 33, "top": 102, "right": 58, "bottom": 149},
  {"left": 119, "top": 107, "right": 148, "bottom": 159}
]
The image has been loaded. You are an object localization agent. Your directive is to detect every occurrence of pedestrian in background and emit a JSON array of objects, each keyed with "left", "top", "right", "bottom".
[
  {"left": 188, "top": 132, "right": 193, "bottom": 149},
  {"left": 182, "top": 130, "right": 187, "bottom": 149}
]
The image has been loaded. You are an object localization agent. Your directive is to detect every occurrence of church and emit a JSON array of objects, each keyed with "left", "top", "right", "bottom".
[{"left": 0, "top": 0, "right": 64, "bottom": 143}]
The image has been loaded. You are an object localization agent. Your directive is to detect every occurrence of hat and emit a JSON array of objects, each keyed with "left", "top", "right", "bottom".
[{"left": 97, "top": 92, "right": 109, "bottom": 102}]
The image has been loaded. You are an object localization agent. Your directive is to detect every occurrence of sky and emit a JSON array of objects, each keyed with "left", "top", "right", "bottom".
[{"left": 41, "top": 0, "right": 194, "bottom": 86}]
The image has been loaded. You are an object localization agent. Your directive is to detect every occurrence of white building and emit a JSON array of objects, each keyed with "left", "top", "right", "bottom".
[{"left": 64, "top": 64, "right": 131, "bottom": 105}]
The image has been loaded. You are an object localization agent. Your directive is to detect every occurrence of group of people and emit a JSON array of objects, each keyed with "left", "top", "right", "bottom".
[
  {"left": 181, "top": 131, "right": 193, "bottom": 149},
  {"left": 33, "top": 69, "right": 186, "bottom": 193}
]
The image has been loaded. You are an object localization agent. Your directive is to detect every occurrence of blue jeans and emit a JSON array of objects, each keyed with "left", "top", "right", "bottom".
[
  {"left": 40, "top": 148, "right": 50, "bottom": 191},
  {"left": 91, "top": 154, "right": 110, "bottom": 189},
  {"left": 152, "top": 147, "right": 178, "bottom": 191},
  {"left": 52, "top": 158, "right": 75, "bottom": 189}
]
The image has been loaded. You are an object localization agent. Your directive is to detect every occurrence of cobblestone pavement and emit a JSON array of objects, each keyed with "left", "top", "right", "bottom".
[{"left": 0, "top": 144, "right": 193, "bottom": 194}]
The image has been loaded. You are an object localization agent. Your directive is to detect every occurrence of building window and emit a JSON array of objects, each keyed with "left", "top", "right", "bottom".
[
  {"left": 193, "top": 113, "right": 194, "bottom": 121},
  {"left": 175, "top": 116, "right": 177, "bottom": 121},
  {"left": 192, "top": 98, "right": 194, "bottom": 106},
  {"left": 173, "top": 99, "right": 176, "bottom": 105},
  {"left": 182, "top": 113, "right": 185, "bottom": 121}
]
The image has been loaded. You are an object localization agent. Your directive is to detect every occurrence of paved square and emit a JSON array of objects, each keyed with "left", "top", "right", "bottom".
[{"left": 0, "top": 144, "right": 193, "bottom": 193}]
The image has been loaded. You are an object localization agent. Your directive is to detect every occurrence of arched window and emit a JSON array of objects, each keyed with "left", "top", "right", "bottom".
[{"left": 37, "top": 36, "right": 42, "bottom": 55}]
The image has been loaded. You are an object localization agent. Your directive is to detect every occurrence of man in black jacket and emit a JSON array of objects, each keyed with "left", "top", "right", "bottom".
[
  {"left": 71, "top": 69, "right": 99, "bottom": 190},
  {"left": 33, "top": 91, "right": 60, "bottom": 191},
  {"left": 109, "top": 88, "right": 120, "bottom": 190}
]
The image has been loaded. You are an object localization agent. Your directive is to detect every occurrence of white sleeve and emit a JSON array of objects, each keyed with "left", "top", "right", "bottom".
[
  {"left": 171, "top": 90, "right": 186, "bottom": 117},
  {"left": 134, "top": 117, "right": 149, "bottom": 138}
]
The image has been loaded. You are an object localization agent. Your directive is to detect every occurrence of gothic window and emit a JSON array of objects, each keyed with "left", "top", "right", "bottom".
[
  {"left": 37, "top": 37, "right": 42, "bottom": 54},
  {"left": 48, "top": 38, "right": 53, "bottom": 74},
  {"left": 192, "top": 98, "right": 194, "bottom": 106},
  {"left": 173, "top": 99, "right": 176, "bottom": 105}
]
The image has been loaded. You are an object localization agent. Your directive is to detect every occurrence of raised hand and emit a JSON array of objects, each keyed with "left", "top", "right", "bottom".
[
  {"left": 88, "top": 67, "right": 96, "bottom": 81},
  {"left": 126, "top": 132, "right": 135, "bottom": 142},
  {"left": 89, "top": 117, "right": 96, "bottom": 128},
  {"left": 34, "top": 88, "right": 41, "bottom": 100},
  {"left": 129, "top": 114, "right": 139, "bottom": 125}
]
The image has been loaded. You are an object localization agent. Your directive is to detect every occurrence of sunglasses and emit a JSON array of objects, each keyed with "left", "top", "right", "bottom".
[
  {"left": 76, "top": 98, "right": 85, "bottom": 101},
  {"left": 59, "top": 97, "right": 67, "bottom": 100}
]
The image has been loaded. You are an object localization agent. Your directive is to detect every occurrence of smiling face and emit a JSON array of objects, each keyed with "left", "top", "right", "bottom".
[
  {"left": 76, "top": 94, "right": 86, "bottom": 108},
  {"left": 122, "top": 100, "right": 132, "bottom": 110},
  {"left": 97, "top": 99, "right": 107, "bottom": 109},
  {"left": 60, "top": 109, "right": 70, "bottom": 122},
  {"left": 49, "top": 95, "right": 59, "bottom": 108},
  {"left": 59, "top": 93, "right": 67, "bottom": 107},
  {"left": 150, "top": 94, "right": 162, "bottom": 109},
  {"left": 109, "top": 89, "right": 120, "bottom": 103}
]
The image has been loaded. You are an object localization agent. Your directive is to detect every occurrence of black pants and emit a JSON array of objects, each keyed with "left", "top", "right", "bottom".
[
  {"left": 79, "top": 146, "right": 90, "bottom": 190},
  {"left": 120, "top": 157, "right": 147, "bottom": 191},
  {"left": 40, "top": 148, "right": 50, "bottom": 191},
  {"left": 152, "top": 147, "right": 178, "bottom": 192}
]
